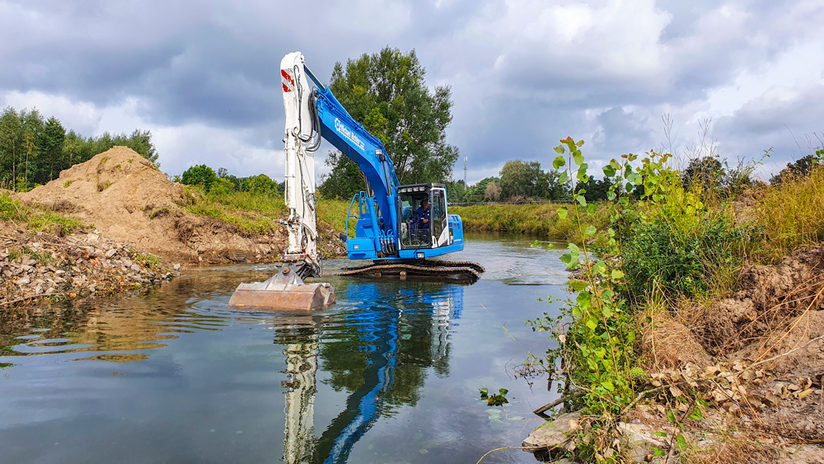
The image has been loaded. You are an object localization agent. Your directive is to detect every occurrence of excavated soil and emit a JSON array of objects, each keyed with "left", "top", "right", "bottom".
[
  {"left": 694, "top": 246, "right": 824, "bottom": 357},
  {"left": 681, "top": 245, "right": 824, "bottom": 455},
  {"left": 18, "top": 146, "right": 344, "bottom": 266}
]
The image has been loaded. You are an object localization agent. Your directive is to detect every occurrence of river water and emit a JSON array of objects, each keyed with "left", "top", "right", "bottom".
[{"left": 0, "top": 233, "right": 570, "bottom": 464}]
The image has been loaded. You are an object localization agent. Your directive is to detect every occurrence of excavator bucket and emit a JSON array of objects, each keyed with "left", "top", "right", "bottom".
[{"left": 228, "top": 266, "right": 335, "bottom": 311}]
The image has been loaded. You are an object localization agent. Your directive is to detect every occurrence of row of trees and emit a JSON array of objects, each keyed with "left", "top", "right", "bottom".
[
  {"left": 178, "top": 164, "right": 283, "bottom": 197},
  {"left": 0, "top": 106, "right": 157, "bottom": 191},
  {"left": 443, "top": 160, "right": 615, "bottom": 203}
]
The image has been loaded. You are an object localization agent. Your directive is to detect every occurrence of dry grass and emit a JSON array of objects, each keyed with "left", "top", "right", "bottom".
[
  {"left": 751, "top": 165, "right": 824, "bottom": 262},
  {"left": 635, "top": 289, "right": 712, "bottom": 370}
]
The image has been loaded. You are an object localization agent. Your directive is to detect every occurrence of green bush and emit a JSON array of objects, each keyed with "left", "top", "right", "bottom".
[
  {"left": 181, "top": 164, "right": 218, "bottom": 190},
  {"left": 621, "top": 214, "right": 748, "bottom": 299}
]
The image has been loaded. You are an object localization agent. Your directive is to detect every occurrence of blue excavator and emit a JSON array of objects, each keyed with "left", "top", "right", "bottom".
[{"left": 229, "top": 52, "right": 482, "bottom": 311}]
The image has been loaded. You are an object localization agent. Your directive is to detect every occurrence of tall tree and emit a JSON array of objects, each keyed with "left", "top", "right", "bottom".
[
  {"left": 39, "top": 117, "right": 65, "bottom": 183},
  {"left": 0, "top": 108, "right": 23, "bottom": 189},
  {"left": 319, "top": 47, "right": 459, "bottom": 198},
  {"left": 499, "top": 160, "right": 549, "bottom": 199}
]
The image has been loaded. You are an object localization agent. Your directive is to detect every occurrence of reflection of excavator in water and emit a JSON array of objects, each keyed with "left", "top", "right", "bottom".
[
  {"left": 277, "top": 283, "right": 461, "bottom": 463},
  {"left": 230, "top": 52, "right": 483, "bottom": 311}
]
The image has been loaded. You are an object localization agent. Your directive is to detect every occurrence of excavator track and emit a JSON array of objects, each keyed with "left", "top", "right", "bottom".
[{"left": 334, "top": 260, "right": 485, "bottom": 283}]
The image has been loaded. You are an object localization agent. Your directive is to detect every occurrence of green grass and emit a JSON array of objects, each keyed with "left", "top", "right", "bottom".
[
  {"left": 450, "top": 202, "right": 610, "bottom": 242},
  {"left": 317, "top": 198, "right": 353, "bottom": 234},
  {"left": 0, "top": 192, "right": 84, "bottom": 233},
  {"left": 183, "top": 187, "right": 288, "bottom": 236}
]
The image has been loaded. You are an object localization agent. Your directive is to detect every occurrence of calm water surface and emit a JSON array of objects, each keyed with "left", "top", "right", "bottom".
[{"left": 0, "top": 233, "right": 570, "bottom": 463}]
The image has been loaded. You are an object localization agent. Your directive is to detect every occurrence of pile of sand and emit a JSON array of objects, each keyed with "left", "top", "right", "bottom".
[{"left": 18, "top": 146, "right": 291, "bottom": 265}]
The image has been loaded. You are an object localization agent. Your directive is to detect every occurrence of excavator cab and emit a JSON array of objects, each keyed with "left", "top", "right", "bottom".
[{"left": 398, "top": 184, "right": 451, "bottom": 250}]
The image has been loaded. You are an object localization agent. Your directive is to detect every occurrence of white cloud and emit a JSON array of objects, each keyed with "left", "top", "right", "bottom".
[{"left": 0, "top": 90, "right": 101, "bottom": 135}]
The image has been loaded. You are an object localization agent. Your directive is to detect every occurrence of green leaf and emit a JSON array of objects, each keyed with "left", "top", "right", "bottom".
[
  {"left": 602, "top": 305, "right": 613, "bottom": 318},
  {"left": 573, "top": 151, "right": 584, "bottom": 166},
  {"left": 559, "top": 171, "right": 568, "bottom": 184},
  {"left": 557, "top": 207, "right": 568, "bottom": 219},
  {"left": 587, "top": 203, "right": 596, "bottom": 214},
  {"left": 652, "top": 432, "right": 668, "bottom": 438},
  {"left": 688, "top": 408, "right": 704, "bottom": 421},
  {"left": 627, "top": 172, "right": 642, "bottom": 185},
  {"left": 652, "top": 447, "right": 666, "bottom": 457},
  {"left": 584, "top": 225, "right": 597, "bottom": 236},
  {"left": 603, "top": 164, "right": 616, "bottom": 177},
  {"left": 498, "top": 388, "right": 508, "bottom": 396},
  {"left": 611, "top": 269, "right": 624, "bottom": 280},
  {"left": 563, "top": 137, "right": 577, "bottom": 153},
  {"left": 576, "top": 291, "right": 592, "bottom": 310},
  {"left": 666, "top": 410, "right": 676, "bottom": 423},
  {"left": 576, "top": 165, "right": 588, "bottom": 182},
  {"left": 607, "top": 190, "right": 616, "bottom": 200},
  {"left": 552, "top": 155, "right": 565, "bottom": 169},
  {"left": 593, "top": 261, "right": 607, "bottom": 276},
  {"left": 601, "top": 379, "right": 615, "bottom": 392},
  {"left": 675, "top": 434, "right": 688, "bottom": 450},
  {"left": 585, "top": 317, "right": 598, "bottom": 331},
  {"left": 569, "top": 280, "right": 588, "bottom": 291},
  {"left": 575, "top": 139, "right": 584, "bottom": 147},
  {"left": 602, "top": 289, "right": 614, "bottom": 299},
  {"left": 576, "top": 195, "right": 587, "bottom": 207},
  {"left": 553, "top": 145, "right": 565, "bottom": 154},
  {"left": 480, "top": 388, "right": 488, "bottom": 399}
]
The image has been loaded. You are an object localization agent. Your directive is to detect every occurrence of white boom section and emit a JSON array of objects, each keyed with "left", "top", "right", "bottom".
[{"left": 280, "top": 52, "right": 319, "bottom": 274}]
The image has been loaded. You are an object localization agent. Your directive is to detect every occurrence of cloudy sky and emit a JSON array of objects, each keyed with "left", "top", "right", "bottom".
[{"left": 2, "top": 0, "right": 823, "bottom": 183}]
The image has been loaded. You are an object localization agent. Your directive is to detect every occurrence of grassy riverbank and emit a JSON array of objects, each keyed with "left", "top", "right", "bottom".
[
  {"left": 524, "top": 141, "right": 824, "bottom": 463},
  {"left": 450, "top": 202, "right": 609, "bottom": 241},
  {"left": 314, "top": 197, "right": 611, "bottom": 243}
]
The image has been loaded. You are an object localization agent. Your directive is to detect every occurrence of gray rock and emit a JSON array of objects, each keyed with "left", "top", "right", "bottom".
[
  {"left": 105, "top": 248, "right": 117, "bottom": 258},
  {"left": 617, "top": 422, "right": 668, "bottom": 463},
  {"left": 523, "top": 411, "right": 581, "bottom": 453},
  {"left": 15, "top": 276, "right": 31, "bottom": 286}
]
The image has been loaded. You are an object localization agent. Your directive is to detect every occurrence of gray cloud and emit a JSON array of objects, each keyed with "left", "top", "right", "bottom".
[{"left": 1, "top": 0, "right": 823, "bottom": 182}]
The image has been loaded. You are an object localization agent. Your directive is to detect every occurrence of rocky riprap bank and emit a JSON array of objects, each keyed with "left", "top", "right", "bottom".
[{"left": 1, "top": 228, "right": 178, "bottom": 308}]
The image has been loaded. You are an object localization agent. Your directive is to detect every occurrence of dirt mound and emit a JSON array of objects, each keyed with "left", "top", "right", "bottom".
[
  {"left": 639, "top": 310, "right": 712, "bottom": 369},
  {"left": 685, "top": 245, "right": 824, "bottom": 443},
  {"left": 17, "top": 146, "right": 301, "bottom": 265},
  {"left": 693, "top": 245, "right": 824, "bottom": 356}
]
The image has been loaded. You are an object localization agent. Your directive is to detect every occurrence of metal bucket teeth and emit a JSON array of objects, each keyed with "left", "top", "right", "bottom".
[{"left": 228, "top": 267, "right": 335, "bottom": 311}]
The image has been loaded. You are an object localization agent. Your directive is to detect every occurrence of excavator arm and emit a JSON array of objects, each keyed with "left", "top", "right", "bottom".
[{"left": 280, "top": 52, "right": 401, "bottom": 275}]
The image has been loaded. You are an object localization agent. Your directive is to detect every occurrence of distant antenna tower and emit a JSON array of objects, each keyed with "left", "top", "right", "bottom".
[{"left": 463, "top": 155, "right": 467, "bottom": 185}]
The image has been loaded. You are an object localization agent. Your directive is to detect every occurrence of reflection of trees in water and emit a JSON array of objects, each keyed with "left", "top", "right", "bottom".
[
  {"left": 273, "top": 281, "right": 462, "bottom": 464},
  {"left": 0, "top": 273, "right": 238, "bottom": 360}
]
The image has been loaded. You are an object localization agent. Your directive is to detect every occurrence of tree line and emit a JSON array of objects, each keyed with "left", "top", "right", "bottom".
[
  {"left": 443, "top": 160, "right": 614, "bottom": 204},
  {"left": 177, "top": 164, "right": 284, "bottom": 197},
  {"left": 0, "top": 106, "right": 157, "bottom": 191}
]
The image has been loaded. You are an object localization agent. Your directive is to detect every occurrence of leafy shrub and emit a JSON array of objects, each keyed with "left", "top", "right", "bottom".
[
  {"left": 621, "top": 214, "right": 748, "bottom": 299},
  {"left": 181, "top": 164, "right": 218, "bottom": 190}
]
